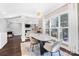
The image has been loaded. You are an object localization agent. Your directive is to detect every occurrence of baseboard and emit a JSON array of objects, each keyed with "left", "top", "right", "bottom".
[
  {"left": 14, "top": 34, "right": 21, "bottom": 36},
  {"left": 60, "top": 47, "right": 79, "bottom": 56}
]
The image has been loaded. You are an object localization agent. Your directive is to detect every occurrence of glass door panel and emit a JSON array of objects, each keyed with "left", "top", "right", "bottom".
[
  {"left": 51, "top": 29, "right": 58, "bottom": 39},
  {"left": 60, "top": 28, "right": 68, "bottom": 41},
  {"left": 46, "top": 20, "right": 50, "bottom": 29},
  {"left": 46, "top": 29, "right": 49, "bottom": 34},
  {"left": 51, "top": 17, "right": 58, "bottom": 27},
  {"left": 45, "top": 20, "right": 50, "bottom": 35},
  {"left": 60, "top": 14, "right": 68, "bottom": 27}
]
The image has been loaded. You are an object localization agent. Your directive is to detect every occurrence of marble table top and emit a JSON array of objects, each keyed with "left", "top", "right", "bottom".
[{"left": 28, "top": 32, "right": 57, "bottom": 41}]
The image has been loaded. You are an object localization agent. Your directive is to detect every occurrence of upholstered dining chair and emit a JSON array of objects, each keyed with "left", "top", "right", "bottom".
[
  {"left": 43, "top": 40, "right": 62, "bottom": 56},
  {"left": 30, "top": 37, "right": 39, "bottom": 52}
]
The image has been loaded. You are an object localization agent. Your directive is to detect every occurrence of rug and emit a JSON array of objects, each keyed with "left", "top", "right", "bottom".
[{"left": 20, "top": 42, "right": 71, "bottom": 56}]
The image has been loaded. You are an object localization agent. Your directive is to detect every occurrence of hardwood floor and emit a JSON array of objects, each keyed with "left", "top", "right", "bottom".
[{"left": 0, "top": 36, "right": 21, "bottom": 56}]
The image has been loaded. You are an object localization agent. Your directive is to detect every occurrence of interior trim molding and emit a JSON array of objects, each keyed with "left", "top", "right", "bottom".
[{"left": 60, "top": 47, "right": 79, "bottom": 56}]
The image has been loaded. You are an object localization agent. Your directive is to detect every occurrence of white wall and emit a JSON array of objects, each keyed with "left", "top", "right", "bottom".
[
  {"left": 11, "top": 23, "right": 21, "bottom": 35},
  {"left": 76, "top": 4, "right": 79, "bottom": 54},
  {"left": 0, "top": 19, "right": 7, "bottom": 49},
  {"left": 7, "top": 18, "right": 22, "bottom": 35},
  {"left": 7, "top": 17, "right": 39, "bottom": 36},
  {"left": 7, "top": 22, "right": 22, "bottom": 35},
  {"left": 0, "top": 19, "right": 7, "bottom": 32}
]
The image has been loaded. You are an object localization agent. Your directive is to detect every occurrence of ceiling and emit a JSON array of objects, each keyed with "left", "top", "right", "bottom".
[{"left": 0, "top": 3, "right": 66, "bottom": 18}]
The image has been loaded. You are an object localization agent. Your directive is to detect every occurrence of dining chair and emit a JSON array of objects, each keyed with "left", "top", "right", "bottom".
[
  {"left": 43, "top": 40, "right": 62, "bottom": 56},
  {"left": 30, "top": 37, "right": 39, "bottom": 52}
]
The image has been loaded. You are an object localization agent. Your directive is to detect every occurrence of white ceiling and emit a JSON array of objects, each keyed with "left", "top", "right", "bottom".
[{"left": 0, "top": 3, "right": 66, "bottom": 18}]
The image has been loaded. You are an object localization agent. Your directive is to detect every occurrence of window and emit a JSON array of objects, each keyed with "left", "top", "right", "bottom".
[
  {"left": 60, "top": 14, "right": 68, "bottom": 27},
  {"left": 60, "top": 28, "right": 68, "bottom": 41},
  {"left": 51, "top": 17, "right": 58, "bottom": 27},
  {"left": 45, "top": 20, "right": 50, "bottom": 35},
  {"left": 51, "top": 17, "right": 58, "bottom": 39},
  {"left": 50, "top": 13, "right": 69, "bottom": 42},
  {"left": 51, "top": 29, "right": 58, "bottom": 38},
  {"left": 60, "top": 13, "right": 69, "bottom": 42}
]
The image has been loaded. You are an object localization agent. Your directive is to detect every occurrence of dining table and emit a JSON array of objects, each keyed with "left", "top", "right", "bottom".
[{"left": 27, "top": 32, "right": 57, "bottom": 55}]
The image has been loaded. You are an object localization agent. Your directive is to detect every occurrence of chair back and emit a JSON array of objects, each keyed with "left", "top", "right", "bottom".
[
  {"left": 51, "top": 41, "right": 62, "bottom": 52},
  {"left": 44, "top": 40, "right": 62, "bottom": 52},
  {"left": 30, "top": 37, "right": 38, "bottom": 44}
]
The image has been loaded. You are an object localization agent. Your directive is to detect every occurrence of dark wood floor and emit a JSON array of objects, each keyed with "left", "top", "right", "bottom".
[{"left": 0, "top": 36, "right": 21, "bottom": 56}]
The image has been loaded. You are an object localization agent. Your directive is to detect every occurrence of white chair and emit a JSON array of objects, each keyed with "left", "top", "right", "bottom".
[
  {"left": 25, "top": 31, "right": 31, "bottom": 39},
  {"left": 30, "top": 37, "right": 39, "bottom": 52},
  {"left": 43, "top": 41, "right": 62, "bottom": 56}
]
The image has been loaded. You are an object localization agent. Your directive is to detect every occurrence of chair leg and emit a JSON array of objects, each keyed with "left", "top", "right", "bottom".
[
  {"left": 50, "top": 50, "right": 61, "bottom": 56},
  {"left": 30, "top": 45, "right": 34, "bottom": 52},
  {"left": 51, "top": 52, "right": 52, "bottom": 56},
  {"left": 58, "top": 50, "right": 61, "bottom": 56},
  {"left": 32, "top": 47, "right": 34, "bottom": 52}
]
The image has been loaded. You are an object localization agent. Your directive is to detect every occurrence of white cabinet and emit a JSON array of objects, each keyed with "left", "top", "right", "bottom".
[
  {"left": 0, "top": 33, "right": 7, "bottom": 49},
  {"left": 0, "top": 19, "right": 7, "bottom": 49}
]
